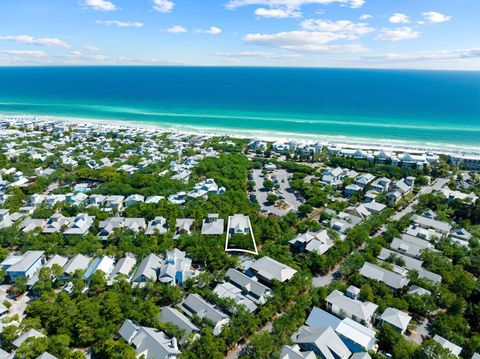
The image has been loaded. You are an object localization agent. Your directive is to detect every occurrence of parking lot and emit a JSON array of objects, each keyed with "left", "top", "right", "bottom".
[{"left": 251, "top": 169, "right": 304, "bottom": 216}]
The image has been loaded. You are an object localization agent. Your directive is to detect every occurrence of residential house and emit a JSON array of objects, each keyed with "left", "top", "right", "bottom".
[
  {"left": 201, "top": 214, "right": 224, "bottom": 235},
  {"left": 389, "top": 234, "right": 437, "bottom": 259},
  {"left": 180, "top": 293, "right": 230, "bottom": 336},
  {"left": 370, "top": 177, "right": 391, "bottom": 194},
  {"left": 325, "top": 287, "right": 378, "bottom": 326},
  {"left": 355, "top": 174, "right": 375, "bottom": 189},
  {"left": 84, "top": 256, "right": 115, "bottom": 280},
  {"left": 377, "top": 247, "right": 441, "bottom": 284},
  {"left": 393, "top": 179, "right": 414, "bottom": 195},
  {"left": 187, "top": 178, "right": 225, "bottom": 199},
  {"left": 88, "top": 194, "right": 106, "bottom": 207},
  {"left": 45, "top": 194, "right": 66, "bottom": 207},
  {"left": 305, "top": 307, "right": 377, "bottom": 353},
  {"left": 227, "top": 214, "right": 252, "bottom": 235},
  {"left": 379, "top": 307, "right": 412, "bottom": 334},
  {"left": 280, "top": 345, "right": 316, "bottom": 359},
  {"left": 168, "top": 192, "right": 186, "bottom": 205},
  {"left": 98, "top": 217, "right": 146, "bottom": 240},
  {"left": 119, "top": 319, "right": 180, "bottom": 359},
  {"left": 158, "top": 249, "right": 192, "bottom": 286},
  {"left": 104, "top": 195, "right": 125, "bottom": 211},
  {"left": 145, "top": 196, "right": 165, "bottom": 204},
  {"left": 62, "top": 254, "right": 91, "bottom": 278},
  {"left": 359, "top": 262, "right": 409, "bottom": 290},
  {"left": 411, "top": 215, "right": 452, "bottom": 236},
  {"left": 146, "top": 217, "right": 168, "bottom": 235},
  {"left": 439, "top": 188, "right": 478, "bottom": 204},
  {"left": 132, "top": 254, "right": 162, "bottom": 285},
  {"left": 451, "top": 228, "right": 472, "bottom": 246},
  {"left": 433, "top": 335, "right": 462, "bottom": 357},
  {"left": 289, "top": 230, "right": 333, "bottom": 255},
  {"left": 174, "top": 218, "right": 194, "bottom": 239},
  {"left": 12, "top": 329, "right": 45, "bottom": 349},
  {"left": 0, "top": 209, "right": 13, "bottom": 229},
  {"left": 42, "top": 214, "right": 70, "bottom": 234},
  {"left": 66, "top": 192, "right": 89, "bottom": 206},
  {"left": 28, "top": 194, "right": 45, "bottom": 208},
  {"left": 1, "top": 250, "right": 45, "bottom": 282},
  {"left": 292, "top": 325, "right": 351, "bottom": 359},
  {"left": 109, "top": 254, "right": 137, "bottom": 282},
  {"left": 321, "top": 167, "right": 345, "bottom": 187},
  {"left": 27, "top": 254, "right": 68, "bottom": 288},
  {"left": 247, "top": 256, "right": 297, "bottom": 284},
  {"left": 63, "top": 213, "right": 94, "bottom": 236},
  {"left": 125, "top": 194, "right": 145, "bottom": 208},
  {"left": 159, "top": 307, "right": 200, "bottom": 344},
  {"left": 223, "top": 268, "right": 272, "bottom": 305},
  {"left": 344, "top": 184, "right": 362, "bottom": 198},
  {"left": 98, "top": 217, "right": 125, "bottom": 240}
]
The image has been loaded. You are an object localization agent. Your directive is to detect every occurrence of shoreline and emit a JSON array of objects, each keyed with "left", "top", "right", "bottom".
[{"left": 3, "top": 113, "right": 480, "bottom": 157}]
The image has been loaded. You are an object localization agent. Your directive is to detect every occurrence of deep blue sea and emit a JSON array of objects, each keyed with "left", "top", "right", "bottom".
[{"left": 0, "top": 67, "right": 479, "bottom": 150}]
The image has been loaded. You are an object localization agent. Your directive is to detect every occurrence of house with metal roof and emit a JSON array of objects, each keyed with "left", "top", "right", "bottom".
[
  {"left": 289, "top": 230, "right": 333, "bottom": 255},
  {"left": 27, "top": 254, "right": 68, "bottom": 287},
  {"left": 84, "top": 256, "right": 115, "bottom": 280},
  {"left": 146, "top": 217, "right": 168, "bottom": 235},
  {"left": 280, "top": 345, "right": 316, "bottom": 359},
  {"left": 180, "top": 293, "right": 229, "bottom": 336},
  {"left": 159, "top": 306, "right": 200, "bottom": 344},
  {"left": 433, "top": 335, "right": 463, "bottom": 357},
  {"left": 214, "top": 267, "right": 272, "bottom": 312},
  {"left": 159, "top": 249, "right": 192, "bottom": 286},
  {"left": 306, "top": 307, "right": 377, "bottom": 353},
  {"left": 359, "top": 262, "right": 409, "bottom": 290},
  {"left": 225, "top": 268, "right": 272, "bottom": 304},
  {"left": 379, "top": 307, "right": 412, "bottom": 334},
  {"left": 63, "top": 213, "right": 94, "bottom": 236},
  {"left": 201, "top": 214, "right": 224, "bottom": 235},
  {"left": 109, "top": 254, "right": 136, "bottom": 282},
  {"left": 411, "top": 215, "right": 452, "bottom": 236},
  {"left": 42, "top": 214, "right": 70, "bottom": 234},
  {"left": 132, "top": 254, "right": 162, "bottom": 286},
  {"left": 325, "top": 288, "right": 378, "bottom": 326},
  {"left": 62, "top": 254, "right": 91, "bottom": 278},
  {"left": 247, "top": 256, "right": 297, "bottom": 284},
  {"left": 389, "top": 234, "right": 437, "bottom": 259},
  {"left": 173, "top": 218, "right": 194, "bottom": 239},
  {"left": 1, "top": 250, "right": 45, "bottom": 282},
  {"left": 227, "top": 214, "right": 251, "bottom": 235},
  {"left": 292, "top": 325, "right": 351, "bottom": 359},
  {"left": 119, "top": 319, "right": 180, "bottom": 359},
  {"left": 12, "top": 328, "right": 45, "bottom": 348},
  {"left": 125, "top": 194, "right": 145, "bottom": 208}
]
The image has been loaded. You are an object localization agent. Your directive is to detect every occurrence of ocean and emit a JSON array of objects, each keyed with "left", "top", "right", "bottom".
[{"left": 0, "top": 66, "right": 479, "bottom": 151}]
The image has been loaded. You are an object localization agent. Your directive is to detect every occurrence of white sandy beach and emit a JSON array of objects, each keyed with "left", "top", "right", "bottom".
[{"left": 3, "top": 114, "right": 480, "bottom": 157}]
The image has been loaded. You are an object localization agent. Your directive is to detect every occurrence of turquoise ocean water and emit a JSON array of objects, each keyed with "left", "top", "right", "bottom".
[{"left": 0, "top": 67, "right": 479, "bottom": 151}]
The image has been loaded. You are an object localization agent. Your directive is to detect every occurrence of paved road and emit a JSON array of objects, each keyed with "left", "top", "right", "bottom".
[{"left": 392, "top": 178, "right": 449, "bottom": 221}]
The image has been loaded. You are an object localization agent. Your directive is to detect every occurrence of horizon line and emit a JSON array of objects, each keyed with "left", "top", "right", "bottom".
[{"left": 0, "top": 64, "right": 479, "bottom": 72}]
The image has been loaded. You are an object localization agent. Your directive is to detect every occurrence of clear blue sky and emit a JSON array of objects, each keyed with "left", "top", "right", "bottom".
[{"left": 0, "top": 0, "right": 479, "bottom": 69}]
